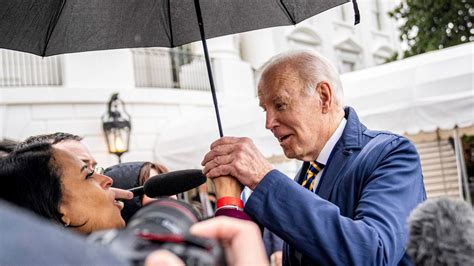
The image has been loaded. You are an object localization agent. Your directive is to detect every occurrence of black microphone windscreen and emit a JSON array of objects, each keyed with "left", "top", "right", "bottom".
[
  {"left": 128, "top": 186, "right": 144, "bottom": 197},
  {"left": 143, "top": 169, "right": 206, "bottom": 197}
]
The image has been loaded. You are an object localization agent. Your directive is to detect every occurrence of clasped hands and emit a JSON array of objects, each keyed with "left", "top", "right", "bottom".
[{"left": 201, "top": 137, "right": 273, "bottom": 192}]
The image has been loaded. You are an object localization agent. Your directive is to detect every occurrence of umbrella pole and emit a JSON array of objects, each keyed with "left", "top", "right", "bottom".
[
  {"left": 194, "top": 0, "right": 224, "bottom": 138},
  {"left": 193, "top": 0, "right": 242, "bottom": 202}
]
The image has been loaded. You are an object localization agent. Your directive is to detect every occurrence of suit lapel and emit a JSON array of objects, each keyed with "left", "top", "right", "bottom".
[
  {"left": 316, "top": 142, "right": 350, "bottom": 200},
  {"left": 316, "top": 107, "right": 363, "bottom": 200}
]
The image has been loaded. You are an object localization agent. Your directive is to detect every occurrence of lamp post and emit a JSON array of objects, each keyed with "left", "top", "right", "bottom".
[{"left": 102, "top": 93, "right": 131, "bottom": 163}]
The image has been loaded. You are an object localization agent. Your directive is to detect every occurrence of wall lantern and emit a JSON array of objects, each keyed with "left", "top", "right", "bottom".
[{"left": 101, "top": 93, "right": 131, "bottom": 163}]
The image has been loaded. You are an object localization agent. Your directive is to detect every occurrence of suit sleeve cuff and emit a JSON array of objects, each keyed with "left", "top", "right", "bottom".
[{"left": 244, "top": 169, "right": 291, "bottom": 215}]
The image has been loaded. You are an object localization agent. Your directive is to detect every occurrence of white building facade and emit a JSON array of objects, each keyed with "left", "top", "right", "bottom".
[{"left": 0, "top": 1, "right": 401, "bottom": 167}]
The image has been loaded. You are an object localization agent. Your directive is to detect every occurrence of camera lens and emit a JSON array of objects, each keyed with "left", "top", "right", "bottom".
[
  {"left": 88, "top": 198, "right": 225, "bottom": 266},
  {"left": 127, "top": 198, "right": 201, "bottom": 235}
]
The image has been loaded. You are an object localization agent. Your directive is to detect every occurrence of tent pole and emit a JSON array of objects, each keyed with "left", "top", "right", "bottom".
[
  {"left": 453, "top": 127, "right": 472, "bottom": 204},
  {"left": 194, "top": 0, "right": 224, "bottom": 138}
]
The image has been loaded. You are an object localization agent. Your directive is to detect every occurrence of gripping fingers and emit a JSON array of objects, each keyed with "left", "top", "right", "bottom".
[
  {"left": 201, "top": 144, "right": 232, "bottom": 165},
  {"left": 210, "top": 136, "right": 241, "bottom": 149},
  {"left": 206, "top": 164, "right": 233, "bottom": 179}
]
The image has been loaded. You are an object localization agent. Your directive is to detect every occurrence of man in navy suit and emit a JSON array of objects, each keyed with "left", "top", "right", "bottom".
[{"left": 202, "top": 50, "right": 426, "bottom": 265}]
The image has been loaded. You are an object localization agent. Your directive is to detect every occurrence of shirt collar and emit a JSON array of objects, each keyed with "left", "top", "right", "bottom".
[{"left": 316, "top": 117, "right": 347, "bottom": 165}]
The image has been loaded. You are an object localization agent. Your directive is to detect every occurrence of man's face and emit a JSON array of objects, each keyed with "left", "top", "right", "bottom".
[
  {"left": 258, "top": 67, "right": 327, "bottom": 161},
  {"left": 53, "top": 140, "right": 97, "bottom": 170}
]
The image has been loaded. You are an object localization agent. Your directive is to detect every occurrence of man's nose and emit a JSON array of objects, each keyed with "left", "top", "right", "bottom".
[{"left": 265, "top": 110, "right": 277, "bottom": 130}]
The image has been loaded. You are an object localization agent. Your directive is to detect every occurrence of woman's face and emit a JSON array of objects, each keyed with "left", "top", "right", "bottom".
[
  {"left": 141, "top": 167, "right": 159, "bottom": 205},
  {"left": 55, "top": 149, "right": 125, "bottom": 233}
]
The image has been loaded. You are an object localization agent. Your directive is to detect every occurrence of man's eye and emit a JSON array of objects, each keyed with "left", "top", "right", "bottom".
[
  {"left": 85, "top": 170, "right": 95, "bottom": 179},
  {"left": 275, "top": 103, "right": 286, "bottom": 111}
]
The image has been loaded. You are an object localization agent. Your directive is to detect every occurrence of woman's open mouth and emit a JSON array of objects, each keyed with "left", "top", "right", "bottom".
[{"left": 113, "top": 200, "right": 124, "bottom": 210}]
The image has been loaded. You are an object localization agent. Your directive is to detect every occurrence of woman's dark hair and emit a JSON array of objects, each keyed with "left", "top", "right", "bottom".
[
  {"left": 138, "top": 162, "right": 169, "bottom": 187},
  {"left": 0, "top": 139, "right": 18, "bottom": 157},
  {"left": 0, "top": 143, "right": 64, "bottom": 224}
]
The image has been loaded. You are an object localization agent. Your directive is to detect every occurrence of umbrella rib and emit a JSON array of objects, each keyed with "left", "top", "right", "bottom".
[
  {"left": 167, "top": 0, "right": 174, "bottom": 47},
  {"left": 42, "top": 0, "right": 67, "bottom": 56},
  {"left": 278, "top": 0, "right": 296, "bottom": 24}
]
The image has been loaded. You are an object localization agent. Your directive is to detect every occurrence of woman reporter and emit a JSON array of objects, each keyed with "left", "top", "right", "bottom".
[{"left": 0, "top": 143, "right": 125, "bottom": 234}]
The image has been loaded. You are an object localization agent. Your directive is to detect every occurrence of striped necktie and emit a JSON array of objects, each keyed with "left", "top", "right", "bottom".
[{"left": 301, "top": 161, "right": 325, "bottom": 191}]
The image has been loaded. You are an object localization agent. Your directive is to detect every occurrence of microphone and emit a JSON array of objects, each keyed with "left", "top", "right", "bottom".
[
  {"left": 127, "top": 169, "right": 207, "bottom": 197},
  {"left": 128, "top": 186, "right": 144, "bottom": 197},
  {"left": 407, "top": 197, "right": 474, "bottom": 265}
]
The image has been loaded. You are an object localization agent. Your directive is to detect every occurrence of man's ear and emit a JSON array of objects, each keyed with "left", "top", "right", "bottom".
[{"left": 317, "top": 82, "right": 333, "bottom": 113}]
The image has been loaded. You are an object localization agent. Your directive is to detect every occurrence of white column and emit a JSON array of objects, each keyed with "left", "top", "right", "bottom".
[
  {"left": 62, "top": 50, "right": 135, "bottom": 89},
  {"left": 191, "top": 35, "right": 255, "bottom": 99},
  {"left": 194, "top": 35, "right": 239, "bottom": 59},
  {"left": 0, "top": 101, "right": 5, "bottom": 140},
  {"left": 240, "top": 29, "right": 277, "bottom": 70}
]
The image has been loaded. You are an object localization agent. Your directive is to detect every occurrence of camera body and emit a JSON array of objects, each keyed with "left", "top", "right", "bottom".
[{"left": 88, "top": 198, "right": 226, "bottom": 266}]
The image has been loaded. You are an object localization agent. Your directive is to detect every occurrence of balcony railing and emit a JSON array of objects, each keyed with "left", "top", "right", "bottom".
[
  {"left": 0, "top": 48, "right": 211, "bottom": 91},
  {"left": 132, "top": 48, "right": 212, "bottom": 91},
  {"left": 0, "top": 49, "right": 62, "bottom": 87}
]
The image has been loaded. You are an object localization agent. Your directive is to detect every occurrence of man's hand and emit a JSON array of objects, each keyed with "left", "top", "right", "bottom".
[
  {"left": 212, "top": 176, "right": 244, "bottom": 198},
  {"left": 202, "top": 137, "right": 273, "bottom": 190},
  {"left": 190, "top": 216, "right": 269, "bottom": 266},
  {"left": 110, "top": 187, "right": 133, "bottom": 201},
  {"left": 145, "top": 250, "right": 185, "bottom": 266}
]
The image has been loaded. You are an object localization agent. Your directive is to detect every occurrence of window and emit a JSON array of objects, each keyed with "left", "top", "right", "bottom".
[
  {"left": 338, "top": 4, "right": 349, "bottom": 23},
  {"left": 170, "top": 45, "right": 193, "bottom": 87},
  {"left": 132, "top": 44, "right": 208, "bottom": 90},
  {"left": 341, "top": 61, "right": 356, "bottom": 73},
  {"left": 372, "top": 0, "right": 384, "bottom": 31},
  {"left": 132, "top": 48, "right": 175, "bottom": 88},
  {"left": 0, "top": 49, "right": 62, "bottom": 87},
  {"left": 337, "top": 51, "right": 360, "bottom": 73},
  {"left": 373, "top": 45, "right": 395, "bottom": 65},
  {"left": 334, "top": 38, "right": 363, "bottom": 73},
  {"left": 287, "top": 28, "right": 322, "bottom": 52}
]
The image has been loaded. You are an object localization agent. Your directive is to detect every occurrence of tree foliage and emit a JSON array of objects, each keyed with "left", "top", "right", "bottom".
[{"left": 389, "top": 0, "right": 473, "bottom": 59}]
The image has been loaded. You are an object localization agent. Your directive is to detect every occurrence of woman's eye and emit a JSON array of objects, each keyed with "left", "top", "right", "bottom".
[{"left": 85, "top": 170, "right": 95, "bottom": 179}]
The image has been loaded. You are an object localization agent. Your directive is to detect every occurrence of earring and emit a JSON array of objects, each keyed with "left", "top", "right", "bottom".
[{"left": 61, "top": 216, "right": 70, "bottom": 228}]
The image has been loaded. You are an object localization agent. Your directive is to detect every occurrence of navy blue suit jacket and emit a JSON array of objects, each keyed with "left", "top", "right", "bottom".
[{"left": 245, "top": 107, "right": 426, "bottom": 265}]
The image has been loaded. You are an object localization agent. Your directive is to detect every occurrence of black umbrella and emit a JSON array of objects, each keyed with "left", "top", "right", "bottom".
[{"left": 0, "top": 0, "right": 359, "bottom": 136}]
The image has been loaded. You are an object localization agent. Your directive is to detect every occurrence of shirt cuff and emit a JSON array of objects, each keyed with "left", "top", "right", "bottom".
[{"left": 244, "top": 169, "right": 290, "bottom": 215}]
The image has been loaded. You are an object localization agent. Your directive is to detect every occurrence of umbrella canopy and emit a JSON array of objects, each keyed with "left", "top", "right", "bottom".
[
  {"left": 0, "top": 0, "right": 358, "bottom": 137},
  {"left": 1, "top": 0, "right": 352, "bottom": 56}
]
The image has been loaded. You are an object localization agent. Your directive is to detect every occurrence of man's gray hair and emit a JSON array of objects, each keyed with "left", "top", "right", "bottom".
[
  {"left": 16, "top": 132, "right": 83, "bottom": 150},
  {"left": 257, "top": 50, "right": 344, "bottom": 106}
]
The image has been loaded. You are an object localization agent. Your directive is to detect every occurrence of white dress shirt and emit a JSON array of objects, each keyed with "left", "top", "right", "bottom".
[{"left": 311, "top": 117, "right": 347, "bottom": 192}]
